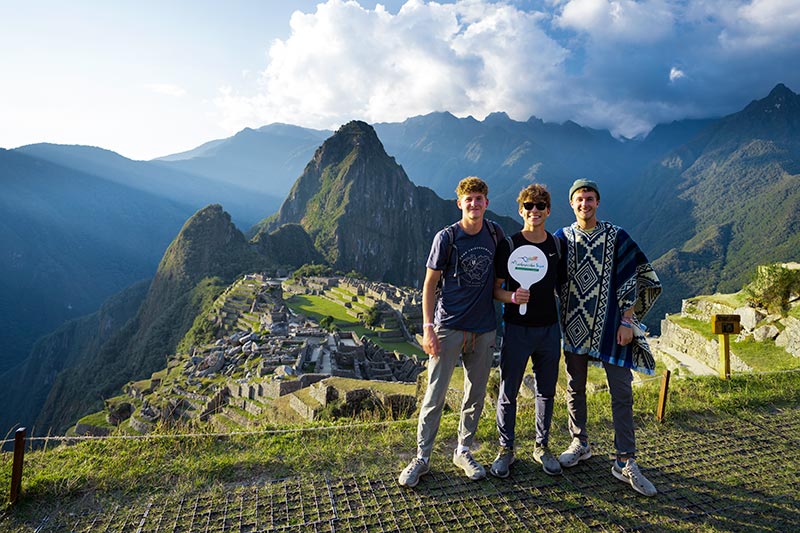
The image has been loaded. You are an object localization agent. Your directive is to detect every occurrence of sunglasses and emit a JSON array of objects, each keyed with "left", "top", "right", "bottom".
[{"left": 523, "top": 201, "right": 548, "bottom": 211}]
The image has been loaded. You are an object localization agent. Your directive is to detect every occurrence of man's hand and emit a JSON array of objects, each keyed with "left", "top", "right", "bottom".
[
  {"left": 513, "top": 287, "right": 530, "bottom": 305},
  {"left": 423, "top": 327, "right": 441, "bottom": 357},
  {"left": 617, "top": 324, "right": 633, "bottom": 346}
]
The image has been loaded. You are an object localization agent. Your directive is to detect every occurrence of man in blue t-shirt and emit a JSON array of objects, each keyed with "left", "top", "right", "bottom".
[{"left": 398, "top": 176, "right": 504, "bottom": 488}]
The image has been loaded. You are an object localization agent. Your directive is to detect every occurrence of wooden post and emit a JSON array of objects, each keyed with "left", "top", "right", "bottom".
[
  {"left": 711, "top": 315, "right": 739, "bottom": 381},
  {"left": 10, "top": 427, "right": 26, "bottom": 505},
  {"left": 656, "top": 369, "right": 671, "bottom": 422},
  {"left": 718, "top": 334, "right": 731, "bottom": 380}
]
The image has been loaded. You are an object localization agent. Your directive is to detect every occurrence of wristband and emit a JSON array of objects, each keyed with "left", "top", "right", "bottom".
[
  {"left": 511, "top": 291, "right": 517, "bottom": 304},
  {"left": 619, "top": 322, "right": 632, "bottom": 328},
  {"left": 423, "top": 323, "right": 435, "bottom": 328}
]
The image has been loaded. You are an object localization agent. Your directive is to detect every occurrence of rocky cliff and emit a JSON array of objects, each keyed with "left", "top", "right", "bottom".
[{"left": 255, "top": 121, "right": 518, "bottom": 287}]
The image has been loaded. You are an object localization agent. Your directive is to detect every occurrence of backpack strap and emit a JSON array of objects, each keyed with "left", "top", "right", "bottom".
[
  {"left": 550, "top": 231, "right": 561, "bottom": 260},
  {"left": 442, "top": 223, "right": 457, "bottom": 273},
  {"left": 486, "top": 219, "right": 500, "bottom": 247}
]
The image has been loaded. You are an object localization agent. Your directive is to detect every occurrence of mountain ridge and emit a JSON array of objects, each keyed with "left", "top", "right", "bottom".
[{"left": 4, "top": 82, "right": 799, "bottom": 437}]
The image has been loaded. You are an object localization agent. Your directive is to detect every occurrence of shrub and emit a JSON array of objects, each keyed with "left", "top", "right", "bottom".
[
  {"left": 365, "top": 305, "right": 381, "bottom": 327},
  {"left": 291, "top": 263, "right": 333, "bottom": 280},
  {"left": 743, "top": 263, "right": 800, "bottom": 313}
]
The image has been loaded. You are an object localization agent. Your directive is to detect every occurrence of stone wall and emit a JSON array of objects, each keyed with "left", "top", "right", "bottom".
[
  {"left": 198, "top": 388, "right": 229, "bottom": 421},
  {"left": 776, "top": 316, "right": 800, "bottom": 357},
  {"left": 660, "top": 318, "right": 751, "bottom": 372},
  {"left": 681, "top": 299, "right": 736, "bottom": 321},
  {"left": 74, "top": 423, "right": 111, "bottom": 437}
]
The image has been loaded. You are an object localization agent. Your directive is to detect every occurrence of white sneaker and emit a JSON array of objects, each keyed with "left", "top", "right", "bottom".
[
  {"left": 453, "top": 450, "right": 486, "bottom": 480},
  {"left": 558, "top": 438, "right": 592, "bottom": 468},
  {"left": 398, "top": 458, "right": 430, "bottom": 488},
  {"left": 612, "top": 458, "right": 657, "bottom": 497}
]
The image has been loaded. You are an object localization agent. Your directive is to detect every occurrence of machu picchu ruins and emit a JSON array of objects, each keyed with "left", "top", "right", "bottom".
[{"left": 74, "top": 274, "right": 428, "bottom": 435}]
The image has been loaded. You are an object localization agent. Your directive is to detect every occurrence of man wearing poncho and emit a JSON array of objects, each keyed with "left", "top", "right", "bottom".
[{"left": 554, "top": 179, "right": 662, "bottom": 497}]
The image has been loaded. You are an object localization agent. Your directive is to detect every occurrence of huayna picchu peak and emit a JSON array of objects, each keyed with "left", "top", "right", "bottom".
[{"left": 255, "top": 120, "right": 518, "bottom": 287}]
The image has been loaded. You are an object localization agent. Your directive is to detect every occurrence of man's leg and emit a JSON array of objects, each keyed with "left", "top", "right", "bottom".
[
  {"left": 416, "top": 327, "right": 461, "bottom": 460},
  {"left": 496, "top": 324, "right": 530, "bottom": 449},
  {"left": 559, "top": 351, "right": 592, "bottom": 468},
  {"left": 564, "top": 351, "right": 589, "bottom": 442},
  {"left": 458, "top": 329, "right": 496, "bottom": 449},
  {"left": 604, "top": 362, "right": 656, "bottom": 496},
  {"left": 530, "top": 323, "right": 561, "bottom": 447},
  {"left": 603, "top": 361, "right": 636, "bottom": 458}
]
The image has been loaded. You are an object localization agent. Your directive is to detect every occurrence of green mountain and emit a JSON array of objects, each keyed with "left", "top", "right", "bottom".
[
  {"left": 0, "top": 148, "right": 193, "bottom": 372},
  {"left": 153, "top": 123, "right": 331, "bottom": 200},
  {"left": 17, "top": 143, "right": 278, "bottom": 228},
  {"left": 28, "top": 205, "right": 272, "bottom": 434},
  {"left": 254, "top": 120, "right": 519, "bottom": 287},
  {"left": 0, "top": 280, "right": 149, "bottom": 439},
  {"left": 629, "top": 83, "right": 800, "bottom": 322},
  {"left": 13, "top": 122, "right": 520, "bottom": 435},
  {"left": 11, "top": 84, "right": 800, "bottom": 435}
]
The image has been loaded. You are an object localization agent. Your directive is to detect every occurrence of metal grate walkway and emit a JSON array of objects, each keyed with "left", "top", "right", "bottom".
[{"left": 25, "top": 408, "right": 800, "bottom": 531}]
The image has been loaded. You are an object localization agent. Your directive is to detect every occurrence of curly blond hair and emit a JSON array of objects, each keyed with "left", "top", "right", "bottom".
[{"left": 455, "top": 176, "right": 489, "bottom": 198}]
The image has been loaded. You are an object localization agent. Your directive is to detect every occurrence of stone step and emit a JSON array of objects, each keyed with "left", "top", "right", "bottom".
[
  {"left": 208, "top": 412, "right": 240, "bottom": 432},
  {"left": 222, "top": 406, "right": 254, "bottom": 428},
  {"left": 288, "top": 388, "right": 324, "bottom": 421}
]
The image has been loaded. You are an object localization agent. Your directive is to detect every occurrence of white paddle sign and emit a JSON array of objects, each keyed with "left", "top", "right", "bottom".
[{"left": 507, "top": 245, "right": 548, "bottom": 315}]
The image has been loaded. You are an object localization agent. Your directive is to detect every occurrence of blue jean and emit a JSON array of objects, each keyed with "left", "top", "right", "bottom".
[
  {"left": 416, "top": 328, "right": 496, "bottom": 460},
  {"left": 496, "top": 322, "right": 561, "bottom": 448},
  {"left": 564, "top": 351, "right": 636, "bottom": 457}
]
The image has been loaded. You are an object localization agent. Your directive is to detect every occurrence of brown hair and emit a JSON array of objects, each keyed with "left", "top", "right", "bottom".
[
  {"left": 455, "top": 176, "right": 489, "bottom": 198},
  {"left": 517, "top": 183, "right": 550, "bottom": 209}
]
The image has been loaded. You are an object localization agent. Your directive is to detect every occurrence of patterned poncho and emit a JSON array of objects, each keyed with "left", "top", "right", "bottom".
[{"left": 556, "top": 221, "right": 662, "bottom": 375}]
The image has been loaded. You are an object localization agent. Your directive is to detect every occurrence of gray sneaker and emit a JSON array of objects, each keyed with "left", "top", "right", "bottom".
[
  {"left": 533, "top": 444, "right": 562, "bottom": 475},
  {"left": 559, "top": 438, "right": 592, "bottom": 468},
  {"left": 490, "top": 446, "right": 515, "bottom": 478},
  {"left": 612, "top": 458, "right": 657, "bottom": 497},
  {"left": 453, "top": 450, "right": 486, "bottom": 480},
  {"left": 398, "top": 457, "right": 430, "bottom": 488}
]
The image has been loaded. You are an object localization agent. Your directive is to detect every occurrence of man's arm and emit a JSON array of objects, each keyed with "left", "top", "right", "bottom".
[
  {"left": 422, "top": 268, "right": 442, "bottom": 357},
  {"left": 493, "top": 277, "right": 528, "bottom": 305}
]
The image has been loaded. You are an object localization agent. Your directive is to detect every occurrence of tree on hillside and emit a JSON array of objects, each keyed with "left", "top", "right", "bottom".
[
  {"left": 365, "top": 305, "right": 382, "bottom": 327},
  {"left": 319, "top": 315, "right": 337, "bottom": 331},
  {"left": 291, "top": 263, "right": 333, "bottom": 279},
  {"left": 744, "top": 263, "right": 800, "bottom": 313}
]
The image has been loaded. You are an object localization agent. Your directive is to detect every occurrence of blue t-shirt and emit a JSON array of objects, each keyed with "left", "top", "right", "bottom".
[{"left": 426, "top": 221, "right": 502, "bottom": 333}]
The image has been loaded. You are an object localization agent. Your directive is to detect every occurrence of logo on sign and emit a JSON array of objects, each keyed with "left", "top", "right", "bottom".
[{"left": 510, "top": 254, "right": 546, "bottom": 272}]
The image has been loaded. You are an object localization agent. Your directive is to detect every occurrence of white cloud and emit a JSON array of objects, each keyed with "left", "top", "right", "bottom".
[
  {"left": 215, "top": 0, "right": 569, "bottom": 130},
  {"left": 210, "top": 0, "right": 800, "bottom": 142},
  {"left": 143, "top": 83, "right": 187, "bottom": 97},
  {"left": 719, "top": 0, "right": 800, "bottom": 50},
  {"left": 669, "top": 66, "right": 686, "bottom": 82},
  {"left": 556, "top": 0, "right": 675, "bottom": 43}
]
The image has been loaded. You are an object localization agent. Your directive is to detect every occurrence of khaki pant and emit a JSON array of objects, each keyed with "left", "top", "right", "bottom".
[{"left": 416, "top": 327, "right": 496, "bottom": 460}]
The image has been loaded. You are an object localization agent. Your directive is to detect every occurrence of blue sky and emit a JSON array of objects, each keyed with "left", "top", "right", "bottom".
[{"left": 1, "top": 0, "right": 798, "bottom": 160}]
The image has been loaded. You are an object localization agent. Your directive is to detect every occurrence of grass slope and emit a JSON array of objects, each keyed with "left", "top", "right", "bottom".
[{"left": 2, "top": 370, "right": 798, "bottom": 527}]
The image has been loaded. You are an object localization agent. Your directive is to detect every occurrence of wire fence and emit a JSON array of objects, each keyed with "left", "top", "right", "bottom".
[
  {"left": 5, "top": 367, "right": 799, "bottom": 448},
  {"left": 11, "top": 405, "right": 800, "bottom": 532}
]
